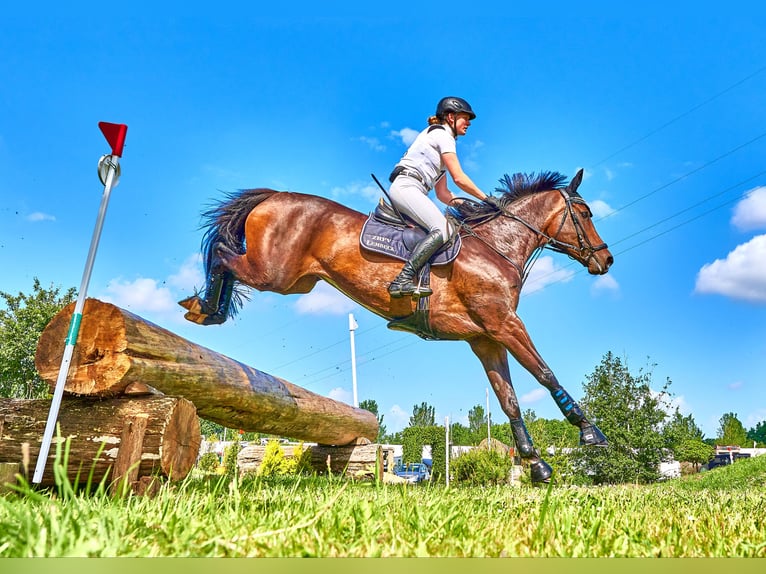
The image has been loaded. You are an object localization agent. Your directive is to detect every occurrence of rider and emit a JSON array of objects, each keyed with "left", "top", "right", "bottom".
[{"left": 387, "top": 96, "right": 492, "bottom": 298}]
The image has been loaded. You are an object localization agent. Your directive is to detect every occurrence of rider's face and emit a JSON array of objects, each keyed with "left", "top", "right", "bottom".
[{"left": 452, "top": 112, "right": 472, "bottom": 135}]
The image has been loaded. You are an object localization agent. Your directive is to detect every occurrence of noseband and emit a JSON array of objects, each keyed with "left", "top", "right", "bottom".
[
  {"left": 545, "top": 189, "right": 609, "bottom": 267},
  {"left": 454, "top": 189, "right": 609, "bottom": 281}
]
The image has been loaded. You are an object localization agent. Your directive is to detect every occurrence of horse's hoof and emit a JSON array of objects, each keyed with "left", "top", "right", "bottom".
[
  {"left": 580, "top": 424, "right": 608, "bottom": 447},
  {"left": 178, "top": 295, "right": 202, "bottom": 313},
  {"left": 530, "top": 460, "right": 553, "bottom": 484}
]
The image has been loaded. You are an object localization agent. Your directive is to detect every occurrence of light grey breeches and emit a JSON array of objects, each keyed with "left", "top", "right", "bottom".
[{"left": 387, "top": 176, "right": 453, "bottom": 242}]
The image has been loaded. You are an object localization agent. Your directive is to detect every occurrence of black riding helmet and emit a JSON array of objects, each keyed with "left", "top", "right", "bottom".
[{"left": 435, "top": 96, "right": 476, "bottom": 120}]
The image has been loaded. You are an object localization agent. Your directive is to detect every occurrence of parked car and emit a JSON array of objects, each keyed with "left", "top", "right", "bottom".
[
  {"left": 704, "top": 451, "right": 751, "bottom": 471},
  {"left": 394, "top": 462, "right": 431, "bottom": 484}
]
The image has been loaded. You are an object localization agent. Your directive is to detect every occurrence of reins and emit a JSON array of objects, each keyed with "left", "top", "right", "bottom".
[{"left": 450, "top": 188, "right": 609, "bottom": 286}]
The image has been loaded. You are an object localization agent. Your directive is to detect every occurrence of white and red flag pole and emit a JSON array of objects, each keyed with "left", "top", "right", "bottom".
[{"left": 32, "top": 122, "right": 128, "bottom": 484}]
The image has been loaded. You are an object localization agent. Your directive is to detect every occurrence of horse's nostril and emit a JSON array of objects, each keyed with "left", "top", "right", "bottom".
[{"left": 606, "top": 256, "right": 614, "bottom": 268}]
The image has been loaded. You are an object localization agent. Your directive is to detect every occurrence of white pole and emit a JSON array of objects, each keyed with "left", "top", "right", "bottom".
[
  {"left": 445, "top": 416, "right": 450, "bottom": 487},
  {"left": 32, "top": 123, "right": 127, "bottom": 484},
  {"left": 349, "top": 313, "right": 359, "bottom": 407},
  {"left": 486, "top": 387, "right": 491, "bottom": 445}
]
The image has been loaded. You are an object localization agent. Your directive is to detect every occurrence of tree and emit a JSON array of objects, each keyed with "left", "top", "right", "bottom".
[
  {"left": 663, "top": 408, "right": 705, "bottom": 455},
  {"left": 0, "top": 279, "right": 76, "bottom": 399},
  {"left": 747, "top": 421, "right": 766, "bottom": 447},
  {"left": 467, "top": 404, "right": 488, "bottom": 444},
  {"left": 409, "top": 402, "right": 435, "bottom": 428},
  {"left": 449, "top": 421, "right": 473, "bottom": 445},
  {"left": 575, "top": 352, "right": 671, "bottom": 484},
  {"left": 674, "top": 439, "right": 715, "bottom": 471},
  {"left": 715, "top": 412, "right": 749, "bottom": 447},
  {"left": 359, "top": 398, "right": 387, "bottom": 443}
]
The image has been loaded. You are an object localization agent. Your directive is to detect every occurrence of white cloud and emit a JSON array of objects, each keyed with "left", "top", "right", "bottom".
[
  {"left": 357, "top": 136, "right": 385, "bottom": 152},
  {"left": 329, "top": 180, "right": 380, "bottom": 202},
  {"left": 591, "top": 274, "right": 620, "bottom": 295},
  {"left": 98, "top": 254, "right": 207, "bottom": 323},
  {"left": 388, "top": 404, "right": 409, "bottom": 431},
  {"left": 589, "top": 199, "right": 616, "bottom": 218},
  {"left": 391, "top": 127, "right": 418, "bottom": 146},
  {"left": 101, "top": 277, "right": 178, "bottom": 314},
  {"left": 520, "top": 387, "right": 547, "bottom": 404},
  {"left": 27, "top": 212, "right": 56, "bottom": 222},
  {"left": 328, "top": 386, "right": 352, "bottom": 405},
  {"left": 695, "top": 234, "right": 766, "bottom": 303},
  {"left": 521, "top": 256, "right": 575, "bottom": 294},
  {"left": 294, "top": 281, "right": 355, "bottom": 315},
  {"left": 167, "top": 253, "right": 205, "bottom": 291},
  {"left": 731, "top": 186, "right": 766, "bottom": 231}
]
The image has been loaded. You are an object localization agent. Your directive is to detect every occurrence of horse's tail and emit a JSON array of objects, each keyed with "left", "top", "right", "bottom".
[{"left": 199, "top": 188, "right": 277, "bottom": 316}]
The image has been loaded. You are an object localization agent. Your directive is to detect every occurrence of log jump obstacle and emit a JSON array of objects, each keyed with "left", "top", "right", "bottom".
[{"left": 0, "top": 298, "right": 379, "bottom": 490}]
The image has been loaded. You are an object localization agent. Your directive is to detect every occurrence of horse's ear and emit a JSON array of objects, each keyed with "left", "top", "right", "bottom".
[{"left": 567, "top": 169, "right": 584, "bottom": 194}]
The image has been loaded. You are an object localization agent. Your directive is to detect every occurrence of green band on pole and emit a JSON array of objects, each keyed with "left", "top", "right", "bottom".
[{"left": 65, "top": 313, "right": 82, "bottom": 346}]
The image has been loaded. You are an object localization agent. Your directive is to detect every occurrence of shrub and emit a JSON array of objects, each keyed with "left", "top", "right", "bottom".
[
  {"left": 197, "top": 452, "right": 220, "bottom": 474},
  {"left": 223, "top": 438, "right": 241, "bottom": 477},
  {"left": 258, "top": 439, "right": 291, "bottom": 477},
  {"left": 451, "top": 447, "right": 513, "bottom": 486}
]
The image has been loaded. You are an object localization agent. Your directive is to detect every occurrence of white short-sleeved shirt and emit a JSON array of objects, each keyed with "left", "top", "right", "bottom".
[{"left": 396, "top": 124, "right": 456, "bottom": 190}]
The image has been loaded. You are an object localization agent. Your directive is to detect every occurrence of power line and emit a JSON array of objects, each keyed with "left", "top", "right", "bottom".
[{"left": 589, "top": 65, "right": 766, "bottom": 169}]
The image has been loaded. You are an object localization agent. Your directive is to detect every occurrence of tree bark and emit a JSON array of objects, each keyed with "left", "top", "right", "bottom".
[
  {"left": 35, "top": 298, "right": 378, "bottom": 446},
  {"left": 0, "top": 396, "right": 199, "bottom": 487}
]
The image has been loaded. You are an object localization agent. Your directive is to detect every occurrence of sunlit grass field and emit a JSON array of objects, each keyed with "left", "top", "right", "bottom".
[{"left": 1, "top": 454, "right": 764, "bottom": 557}]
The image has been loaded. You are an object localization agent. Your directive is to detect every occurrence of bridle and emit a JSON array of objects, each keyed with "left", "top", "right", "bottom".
[
  {"left": 452, "top": 189, "right": 610, "bottom": 284},
  {"left": 543, "top": 189, "right": 609, "bottom": 268}
]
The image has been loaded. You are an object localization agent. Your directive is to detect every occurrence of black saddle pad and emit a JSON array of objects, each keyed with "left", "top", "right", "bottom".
[{"left": 359, "top": 206, "right": 461, "bottom": 265}]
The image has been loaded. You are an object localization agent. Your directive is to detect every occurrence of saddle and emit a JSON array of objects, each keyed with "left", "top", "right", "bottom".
[
  {"left": 359, "top": 199, "right": 461, "bottom": 264},
  {"left": 360, "top": 199, "right": 462, "bottom": 341}
]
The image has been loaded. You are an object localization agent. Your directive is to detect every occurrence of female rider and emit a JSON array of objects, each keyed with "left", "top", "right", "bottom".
[{"left": 387, "top": 96, "right": 493, "bottom": 298}]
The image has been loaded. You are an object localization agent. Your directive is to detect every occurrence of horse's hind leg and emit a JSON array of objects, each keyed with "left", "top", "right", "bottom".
[
  {"left": 179, "top": 242, "right": 236, "bottom": 325},
  {"left": 469, "top": 337, "right": 553, "bottom": 484}
]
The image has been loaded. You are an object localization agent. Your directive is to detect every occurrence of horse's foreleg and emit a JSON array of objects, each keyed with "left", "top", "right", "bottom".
[
  {"left": 468, "top": 337, "right": 552, "bottom": 484},
  {"left": 494, "top": 317, "right": 608, "bottom": 447}
]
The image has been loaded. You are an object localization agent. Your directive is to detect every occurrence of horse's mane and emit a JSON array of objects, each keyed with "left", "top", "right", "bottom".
[{"left": 450, "top": 171, "right": 570, "bottom": 223}]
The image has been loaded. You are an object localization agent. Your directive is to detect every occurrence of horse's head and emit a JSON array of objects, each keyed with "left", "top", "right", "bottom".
[
  {"left": 545, "top": 169, "right": 613, "bottom": 275},
  {"left": 450, "top": 169, "right": 613, "bottom": 275}
]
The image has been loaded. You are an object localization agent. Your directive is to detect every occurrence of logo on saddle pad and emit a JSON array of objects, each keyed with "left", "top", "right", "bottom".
[{"left": 359, "top": 202, "right": 461, "bottom": 264}]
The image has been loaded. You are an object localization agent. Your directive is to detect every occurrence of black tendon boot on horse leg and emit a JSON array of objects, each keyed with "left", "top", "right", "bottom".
[
  {"left": 179, "top": 270, "right": 234, "bottom": 326},
  {"left": 510, "top": 418, "right": 552, "bottom": 484},
  {"left": 551, "top": 387, "right": 608, "bottom": 446},
  {"left": 388, "top": 230, "right": 444, "bottom": 299}
]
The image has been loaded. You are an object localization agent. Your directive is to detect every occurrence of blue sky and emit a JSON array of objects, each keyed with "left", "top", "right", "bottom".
[{"left": 2, "top": 4, "right": 765, "bottom": 439}]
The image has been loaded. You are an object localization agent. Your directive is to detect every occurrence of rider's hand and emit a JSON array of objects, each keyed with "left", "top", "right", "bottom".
[{"left": 483, "top": 196, "right": 503, "bottom": 210}]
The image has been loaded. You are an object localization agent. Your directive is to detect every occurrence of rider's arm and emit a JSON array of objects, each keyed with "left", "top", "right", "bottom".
[{"left": 441, "top": 152, "right": 488, "bottom": 202}]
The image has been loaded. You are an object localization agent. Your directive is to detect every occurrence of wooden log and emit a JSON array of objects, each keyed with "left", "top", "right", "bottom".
[
  {"left": 237, "top": 442, "right": 382, "bottom": 478},
  {"left": 0, "top": 396, "right": 200, "bottom": 487},
  {"left": 35, "top": 298, "right": 378, "bottom": 446}
]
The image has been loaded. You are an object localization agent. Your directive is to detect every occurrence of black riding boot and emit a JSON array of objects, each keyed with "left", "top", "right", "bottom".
[{"left": 388, "top": 230, "right": 444, "bottom": 299}]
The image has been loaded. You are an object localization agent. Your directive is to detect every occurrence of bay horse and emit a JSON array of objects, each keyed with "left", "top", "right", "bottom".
[{"left": 179, "top": 169, "right": 614, "bottom": 483}]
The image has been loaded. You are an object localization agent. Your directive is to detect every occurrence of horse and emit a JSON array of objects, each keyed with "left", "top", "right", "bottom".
[{"left": 179, "top": 169, "right": 614, "bottom": 483}]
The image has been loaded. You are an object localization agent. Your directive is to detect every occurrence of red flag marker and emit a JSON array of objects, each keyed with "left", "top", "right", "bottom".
[{"left": 98, "top": 122, "right": 128, "bottom": 157}]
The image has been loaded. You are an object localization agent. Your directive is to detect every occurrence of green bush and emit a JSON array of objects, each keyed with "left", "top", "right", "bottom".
[
  {"left": 223, "top": 438, "right": 241, "bottom": 477},
  {"left": 451, "top": 446, "right": 513, "bottom": 486},
  {"left": 197, "top": 452, "right": 220, "bottom": 474}
]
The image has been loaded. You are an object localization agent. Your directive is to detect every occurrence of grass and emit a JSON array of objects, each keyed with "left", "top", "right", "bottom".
[{"left": 1, "top": 455, "right": 765, "bottom": 557}]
